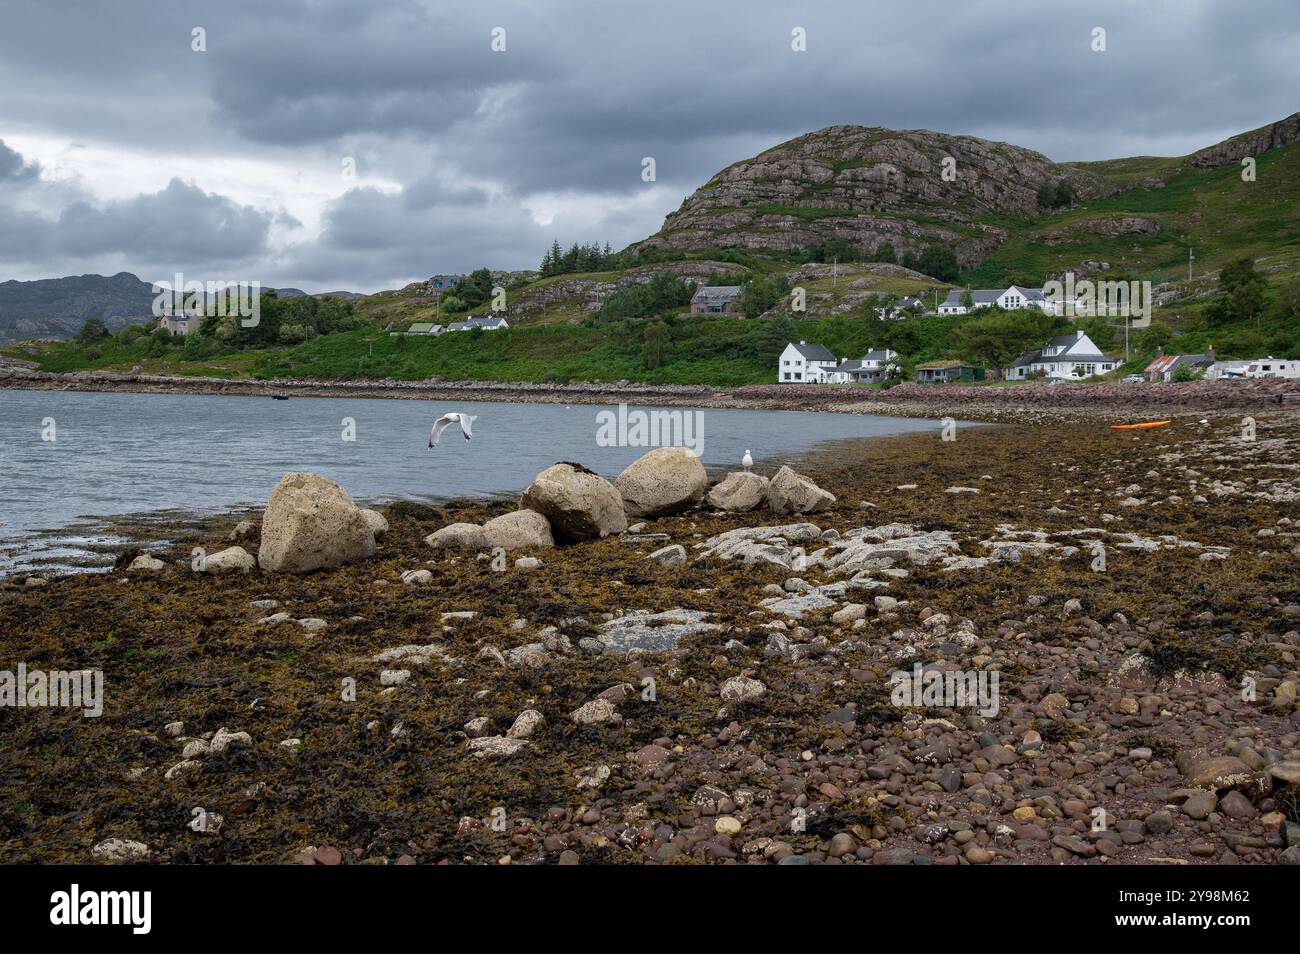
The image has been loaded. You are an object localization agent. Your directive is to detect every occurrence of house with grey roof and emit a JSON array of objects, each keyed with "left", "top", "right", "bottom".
[
  {"left": 828, "top": 347, "right": 900, "bottom": 383},
  {"left": 939, "top": 285, "right": 1049, "bottom": 315},
  {"left": 690, "top": 285, "right": 743, "bottom": 315},
  {"left": 1007, "top": 330, "right": 1117, "bottom": 381},
  {"left": 778, "top": 340, "right": 838, "bottom": 383}
]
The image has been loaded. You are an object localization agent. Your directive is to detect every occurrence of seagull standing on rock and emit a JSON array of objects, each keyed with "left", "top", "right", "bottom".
[
  {"left": 742, "top": 449, "right": 753, "bottom": 472},
  {"left": 428, "top": 412, "right": 476, "bottom": 447}
]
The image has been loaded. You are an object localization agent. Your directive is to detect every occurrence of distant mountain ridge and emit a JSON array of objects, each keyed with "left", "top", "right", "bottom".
[{"left": 0, "top": 273, "right": 361, "bottom": 343}]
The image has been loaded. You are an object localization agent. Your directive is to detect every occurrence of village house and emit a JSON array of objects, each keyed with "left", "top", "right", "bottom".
[
  {"left": 446, "top": 315, "right": 510, "bottom": 332},
  {"left": 1006, "top": 330, "right": 1117, "bottom": 381},
  {"left": 875, "top": 296, "right": 926, "bottom": 320},
  {"left": 402, "top": 322, "right": 443, "bottom": 336},
  {"left": 427, "top": 274, "right": 465, "bottom": 296},
  {"left": 690, "top": 285, "right": 743, "bottom": 315},
  {"left": 778, "top": 340, "right": 837, "bottom": 383},
  {"left": 938, "top": 285, "right": 1050, "bottom": 315},
  {"left": 829, "top": 348, "right": 900, "bottom": 383},
  {"left": 914, "top": 360, "right": 984, "bottom": 383},
  {"left": 1144, "top": 346, "right": 1215, "bottom": 382},
  {"left": 156, "top": 314, "right": 200, "bottom": 335}
]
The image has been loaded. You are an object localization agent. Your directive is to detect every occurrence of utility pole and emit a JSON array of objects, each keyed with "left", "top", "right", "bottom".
[
  {"left": 832, "top": 257, "right": 838, "bottom": 291},
  {"left": 1188, "top": 247, "right": 1194, "bottom": 283}
]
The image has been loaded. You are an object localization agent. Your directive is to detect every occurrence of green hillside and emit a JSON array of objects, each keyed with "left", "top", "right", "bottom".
[{"left": 7, "top": 113, "right": 1300, "bottom": 386}]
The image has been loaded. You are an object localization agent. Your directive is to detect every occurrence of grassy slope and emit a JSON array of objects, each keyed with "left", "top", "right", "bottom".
[{"left": 6, "top": 133, "right": 1299, "bottom": 387}]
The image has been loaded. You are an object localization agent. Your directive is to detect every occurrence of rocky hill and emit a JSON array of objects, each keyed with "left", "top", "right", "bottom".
[
  {"left": 631, "top": 125, "right": 1119, "bottom": 267},
  {"left": 0, "top": 272, "right": 156, "bottom": 343},
  {"left": 630, "top": 113, "right": 1300, "bottom": 276}
]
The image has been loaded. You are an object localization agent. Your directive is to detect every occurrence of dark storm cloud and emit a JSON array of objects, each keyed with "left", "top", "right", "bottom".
[
  {"left": 1, "top": 0, "right": 1297, "bottom": 289},
  {"left": 0, "top": 139, "right": 40, "bottom": 183}
]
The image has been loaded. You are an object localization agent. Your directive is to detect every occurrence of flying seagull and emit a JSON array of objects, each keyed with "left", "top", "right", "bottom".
[
  {"left": 742, "top": 449, "right": 753, "bottom": 472},
  {"left": 428, "top": 412, "right": 476, "bottom": 447}
]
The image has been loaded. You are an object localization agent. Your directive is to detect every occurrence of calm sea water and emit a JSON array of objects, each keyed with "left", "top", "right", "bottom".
[{"left": 0, "top": 388, "right": 947, "bottom": 575}]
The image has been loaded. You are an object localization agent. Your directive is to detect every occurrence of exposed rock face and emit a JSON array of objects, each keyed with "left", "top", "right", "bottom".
[
  {"left": 615, "top": 447, "right": 708, "bottom": 517},
  {"left": 482, "top": 510, "right": 555, "bottom": 550},
  {"left": 425, "top": 523, "right": 487, "bottom": 549},
  {"left": 521, "top": 462, "right": 627, "bottom": 542},
  {"left": 257, "top": 472, "right": 376, "bottom": 573},
  {"left": 1189, "top": 111, "right": 1300, "bottom": 168},
  {"left": 767, "top": 465, "right": 836, "bottom": 515},
  {"left": 706, "top": 471, "right": 770, "bottom": 512},
  {"left": 631, "top": 124, "right": 1118, "bottom": 268},
  {"left": 504, "top": 260, "right": 747, "bottom": 321}
]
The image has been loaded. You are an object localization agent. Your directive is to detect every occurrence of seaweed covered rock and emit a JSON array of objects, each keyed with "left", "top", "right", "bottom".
[
  {"left": 705, "top": 471, "right": 770, "bottom": 512},
  {"left": 615, "top": 447, "right": 708, "bottom": 517},
  {"left": 425, "top": 523, "right": 487, "bottom": 549},
  {"left": 482, "top": 509, "right": 555, "bottom": 549},
  {"left": 521, "top": 462, "right": 627, "bottom": 542},
  {"left": 767, "top": 465, "right": 835, "bottom": 515},
  {"left": 258, "top": 472, "right": 376, "bottom": 573}
]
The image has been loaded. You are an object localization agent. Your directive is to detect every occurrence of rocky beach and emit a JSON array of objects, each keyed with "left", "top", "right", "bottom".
[{"left": 2, "top": 398, "right": 1299, "bottom": 866}]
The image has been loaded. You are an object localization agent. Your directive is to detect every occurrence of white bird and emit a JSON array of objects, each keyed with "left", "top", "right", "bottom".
[
  {"left": 742, "top": 449, "right": 753, "bottom": 472},
  {"left": 428, "top": 412, "right": 476, "bottom": 447}
]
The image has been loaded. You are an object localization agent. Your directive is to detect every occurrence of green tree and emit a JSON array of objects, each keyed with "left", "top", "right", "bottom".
[
  {"left": 917, "top": 244, "right": 960, "bottom": 282},
  {"left": 951, "top": 307, "right": 1055, "bottom": 378},
  {"left": 641, "top": 321, "right": 669, "bottom": 369},
  {"left": 872, "top": 242, "right": 896, "bottom": 264},
  {"left": 76, "top": 318, "right": 111, "bottom": 342}
]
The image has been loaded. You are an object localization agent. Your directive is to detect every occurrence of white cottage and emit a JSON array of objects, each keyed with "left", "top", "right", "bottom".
[
  {"left": 778, "top": 341, "right": 838, "bottom": 383},
  {"left": 1006, "top": 330, "right": 1116, "bottom": 381},
  {"left": 939, "top": 285, "right": 1051, "bottom": 315}
]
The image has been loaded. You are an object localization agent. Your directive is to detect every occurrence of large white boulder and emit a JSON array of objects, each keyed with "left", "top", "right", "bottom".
[
  {"left": 705, "top": 472, "right": 770, "bottom": 512},
  {"left": 767, "top": 465, "right": 835, "bottom": 516},
  {"left": 615, "top": 447, "right": 708, "bottom": 517},
  {"left": 257, "top": 472, "right": 376, "bottom": 573},
  {"left": 482, "top": 510, "right": 555, "bottom": 549},
  {"left": 521, "top": 463, "right": 627, "bottom": 542}
]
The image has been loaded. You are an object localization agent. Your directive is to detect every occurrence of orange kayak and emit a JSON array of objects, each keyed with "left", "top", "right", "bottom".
[{"left": 1110, "top": 421, "right": 1171, "bottom": 430}]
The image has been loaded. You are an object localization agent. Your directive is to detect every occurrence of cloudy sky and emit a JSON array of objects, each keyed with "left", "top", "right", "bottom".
[{"left": 1, "top": 0, "right": 1296, "bottom": 292}]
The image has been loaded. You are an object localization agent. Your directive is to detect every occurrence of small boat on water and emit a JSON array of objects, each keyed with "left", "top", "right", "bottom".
[
  {"left": 272, "top": 392, "right": 290, "bottom": 401},
  {"left": 1110, "top": 420, "right": 1169, "bottom": 430}
]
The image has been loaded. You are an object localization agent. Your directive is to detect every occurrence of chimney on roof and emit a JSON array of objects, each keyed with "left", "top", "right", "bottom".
[
  {"left": 799, "top": 340, "right": 806, "bottom": 345},
  {"left": 1206, "top": 345, "right": 1215, "bottom": 363},
  {"left": 1156, "top": 345, "right": 1164, "bottom": 358},
  {"left": 1076, "top": 330, "right": 1084, "bottom": 339}
]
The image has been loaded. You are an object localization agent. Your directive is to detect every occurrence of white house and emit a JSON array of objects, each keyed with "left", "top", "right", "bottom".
[
  {"left": 447, "top": 315, "right": 509, "bottom": 332},
  {"left": 778, "top": 341, "right": 837, "bottom": 383},
  {"left": 1006, "top": 330, "right": 1117, "bottom": 381},
  {"left": 939, "top": 285, "right": 1052, "bottom": 315},
  {"left": 875, "top": 296, "right": 926, "bottom": 320},
  {"left": 829, "top": 348, "right": 900, "bottom": 383}
]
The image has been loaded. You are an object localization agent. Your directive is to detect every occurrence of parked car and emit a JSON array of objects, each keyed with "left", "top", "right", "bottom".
[{"left": 1122, "top": 374, "right": 1145, "bottom": 384}]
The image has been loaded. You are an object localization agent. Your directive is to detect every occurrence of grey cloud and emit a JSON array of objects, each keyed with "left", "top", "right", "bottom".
[{"left": 0, "top": 0, "right": 1298, "bottom": 290}]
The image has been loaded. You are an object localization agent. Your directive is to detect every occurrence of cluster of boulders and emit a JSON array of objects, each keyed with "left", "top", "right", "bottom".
[{"left": 427, "top": 448, "right": 835, "bottom": 552}]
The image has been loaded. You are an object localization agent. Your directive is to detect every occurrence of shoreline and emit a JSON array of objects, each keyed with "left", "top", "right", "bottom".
[
  {"left": 3, "top": 411, "right": 1298, "bottom": 864},
  {"left": 4, "top": 366, "right": 1299, "bottom": 425}
]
